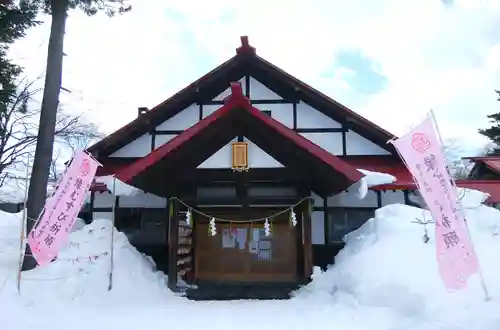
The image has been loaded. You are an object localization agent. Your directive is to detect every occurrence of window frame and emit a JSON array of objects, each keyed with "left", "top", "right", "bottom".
[
  {"left": 114, "top": 207, "right": 144, "bottom": 231},
  {"left": 326, "top": 207, "right": 376, "bottom": 244}
]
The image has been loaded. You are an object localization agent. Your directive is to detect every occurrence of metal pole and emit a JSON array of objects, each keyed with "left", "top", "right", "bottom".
[
  {"left": 17, "top": 158, "right": 30, "bottom": 294},
  {"left": 107, "top": 177, "right": 116, "bottom": 291}
]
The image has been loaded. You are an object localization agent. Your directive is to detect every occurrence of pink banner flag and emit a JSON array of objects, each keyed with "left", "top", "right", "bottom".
[
  {"left": 390, "top": 115, "right": 479, "bottom": 291},
  {"left": 28, "top": 150, "right": 100, "bottom": 266}
]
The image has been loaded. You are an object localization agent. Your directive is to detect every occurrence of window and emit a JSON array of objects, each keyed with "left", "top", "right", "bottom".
[
  {"left": 197, "top": 186, "right": 237, "bottom": 199},
  {"left": 328, "top": 208, "right": 375, "bottom": 243},
  {"left": 261, "top": 110, "right": 272, "bottom": 116},
  {"left": 114, "top": 208, "right": 167, "bottom": 245},
  {"left": 247, "top": 186, "right": 297, "bottom": 198},
  {"left": 139, "top": 210, "right": 167, "bottom": 245},
  {"left": 115, "top": 208, "right": 143, "bottom": 231}
]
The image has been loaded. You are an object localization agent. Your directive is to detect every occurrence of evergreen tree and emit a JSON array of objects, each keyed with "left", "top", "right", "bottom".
[
  {"left": 478, "top": 90, "right": 500, "bottom": 155},
  {"left": 0, "top": 1, "right": 39, "bottom": 121},
  {"left": 23, "top": 0, "right": 131, "bottom": 271}
]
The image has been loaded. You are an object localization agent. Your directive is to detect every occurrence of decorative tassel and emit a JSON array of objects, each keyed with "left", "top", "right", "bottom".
[
  {"left": 185, "top": 209, "right": 192, "bottom": 227},
  {"left": 264, "top": 218, "right": 271, "bottom": 236},
  {"left": 423, "top": 233, "right": 430, "bottom": 243},
  {"left": 290, "top": 208, "right": 297, "bottom": 227},
  {"left": 209, "top": 217, "right": 217, "bottom": 236}
]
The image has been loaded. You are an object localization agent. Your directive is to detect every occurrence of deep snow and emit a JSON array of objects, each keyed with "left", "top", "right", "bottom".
[{"left": 1, "top": 188, "right": 500, "bottom": 330}]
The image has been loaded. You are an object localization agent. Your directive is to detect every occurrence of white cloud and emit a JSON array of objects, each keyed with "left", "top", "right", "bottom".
[{"left": 7, "top": 0, "right": 500, "bottom": 156}]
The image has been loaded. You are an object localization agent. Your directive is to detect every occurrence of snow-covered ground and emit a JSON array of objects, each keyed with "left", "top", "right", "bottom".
[{"left": 1, "top": 189, "right": 500, "bottom": 330}]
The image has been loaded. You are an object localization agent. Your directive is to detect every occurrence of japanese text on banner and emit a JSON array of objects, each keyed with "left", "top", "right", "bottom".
[
  {"left": 28, "top": 151, "right": 100, "bottom": 266},
  {"left": 391, "top": 115, "right": 479, "bottom": 291}
]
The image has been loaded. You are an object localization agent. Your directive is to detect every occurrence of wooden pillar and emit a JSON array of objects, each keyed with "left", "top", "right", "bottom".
[
  {"left": 302, "top": 199, "right": 313, "bottom": 279},
  {"left": 167, "top": 198, "right": 179, "bottom": 290}
]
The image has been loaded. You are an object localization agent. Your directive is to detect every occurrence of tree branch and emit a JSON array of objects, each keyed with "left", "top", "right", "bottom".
[{"left": 0, "top": 75, "right": 103, "bottom": 181}]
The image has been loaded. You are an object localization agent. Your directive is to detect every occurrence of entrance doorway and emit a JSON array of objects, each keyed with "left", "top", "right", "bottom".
[{"left": 194, "top": 209, "right": 298, "bottom": 282}]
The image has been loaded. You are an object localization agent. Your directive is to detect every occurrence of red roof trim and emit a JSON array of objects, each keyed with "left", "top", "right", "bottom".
[
  {"left": 483, "top": 159, "right": 500, "bottom": 175},
  {"left": 116, "top": 82, "right": 364, "bottom": 184},
  {"left": 462, "top": 156, "right": 500, "bottom": 161},
  {"left": 370, "top": 180, "right": 500, "bottom": 189},
  {"left": 370, "top": 180, "right": 500, "bottom": 203},
  {"left": 462, "top": 156, "right": 500, "bottom": 175}
]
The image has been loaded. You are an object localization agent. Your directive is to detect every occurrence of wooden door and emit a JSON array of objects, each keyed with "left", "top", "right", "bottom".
[
  {"left": 246, "top": 219, "right": 297, "bottom": 281},
  {"left": 195, "top": 219, "right": 248, "bottom": 281},
  {"left": 194, "top": 209, "right": 297, "bottom": 282}
]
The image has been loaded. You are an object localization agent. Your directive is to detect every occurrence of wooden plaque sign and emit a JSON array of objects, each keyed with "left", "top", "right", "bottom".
[{"left": 231, "top": 142, "right": 249, "bottom": 171}]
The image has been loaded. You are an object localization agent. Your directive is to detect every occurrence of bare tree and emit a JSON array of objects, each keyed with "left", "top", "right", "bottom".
[
  {"left": 47, "top": 149, "right": 62, "bottom": 186},
  {"left": 443, "top": 138, "right": 472, "bottom": 179},
  {"left": 0, "top": 77, "right": 102, "bottom": 190},
  {"left": 442, "top": 138, "right": 492, "bottom": 180},
  {"left": 24, "top": 0, "right": 131, "bottom": 272},
  {"left": 48, "top": 124, "right": 102, "bottom": 187}
]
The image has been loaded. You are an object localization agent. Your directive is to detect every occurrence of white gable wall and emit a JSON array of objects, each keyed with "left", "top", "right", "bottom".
[
  {"left": 345, "top": 130, "right": 389, "bottom": 155},
  {"left": 110, "top": 134, "right": 151, "bottom": 157},
  {"left": 213, "top": 77, "right": 246, "bottom": 101},
  {"left": 109, "top": 75, "right": 390, "bottom": 162},
  {"left": 156, "top": 104, "right": 198, "bottom": 130},
  {"left": 197, "top": 137, "right": 283, "bottom": 168},
  {"left": 254, "top": 103, "right": 293, "bottom": 127},
  {"left": 296, "top": 102, "right": 341, "bottom": 128},
  {"left": 299, "top": 132, "right": 344, "bottom": 155},
  {"left": 249, "top": 77, "right": 282, "bottom": 99}
]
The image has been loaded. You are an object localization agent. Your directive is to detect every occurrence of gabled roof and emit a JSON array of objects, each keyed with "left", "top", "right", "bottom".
[
  {"left": 115, "top": 83, "right": 365, "bottom": 196},
  {"left": 87, "top": 36, "right": 396, "bottom": 158},
  {"left": 371, "top": 179, "right": 500, "bottom": 204},
  {"left": 463, "top": 156, "right": 500, "bottom": 175}
]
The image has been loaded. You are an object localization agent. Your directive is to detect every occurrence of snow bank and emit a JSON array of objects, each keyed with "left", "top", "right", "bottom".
[
  {"left": 0, "top": 212, "right": 171, "bottom": 310},
  {"left": 297, "top": 188, "right": 500, "bottom": 328},
  {"left": 2, "top": 187, "right": 500, "bottom": 330}
]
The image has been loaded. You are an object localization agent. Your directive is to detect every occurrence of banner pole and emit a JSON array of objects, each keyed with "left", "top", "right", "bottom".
[
  {"left": 429, "top": 110, "right": 491, "bottom": 301},
  {"left": 16, "top": 158, "right": 30, "bottom": 294},
  {"left": 107, "top": 176, "right": 116, "bottom": 291}
]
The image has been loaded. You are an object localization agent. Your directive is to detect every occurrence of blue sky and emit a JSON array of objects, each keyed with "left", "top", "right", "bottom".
[
  {"left": 8, "top": 0, "right": 500, "bottom": 158},
  {"left": 334, "top": 50, "right": 388, "bottom": 95}
]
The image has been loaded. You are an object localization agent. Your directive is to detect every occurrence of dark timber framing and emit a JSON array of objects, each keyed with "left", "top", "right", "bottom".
[
  {"left": 204, "top": 99, "right": 294, "bottom": 105},
  {"left": 131, "top": 65, "right": 369, "bottom": 160},
  {"left": 114, "top": 83, "right": 364, "bottom": 198},
  {"left": 167, "top": 198, "right": 179, "bottom": 290},
  {"left": 87, "top": 36, "right": 396, "bottom": 160}
]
